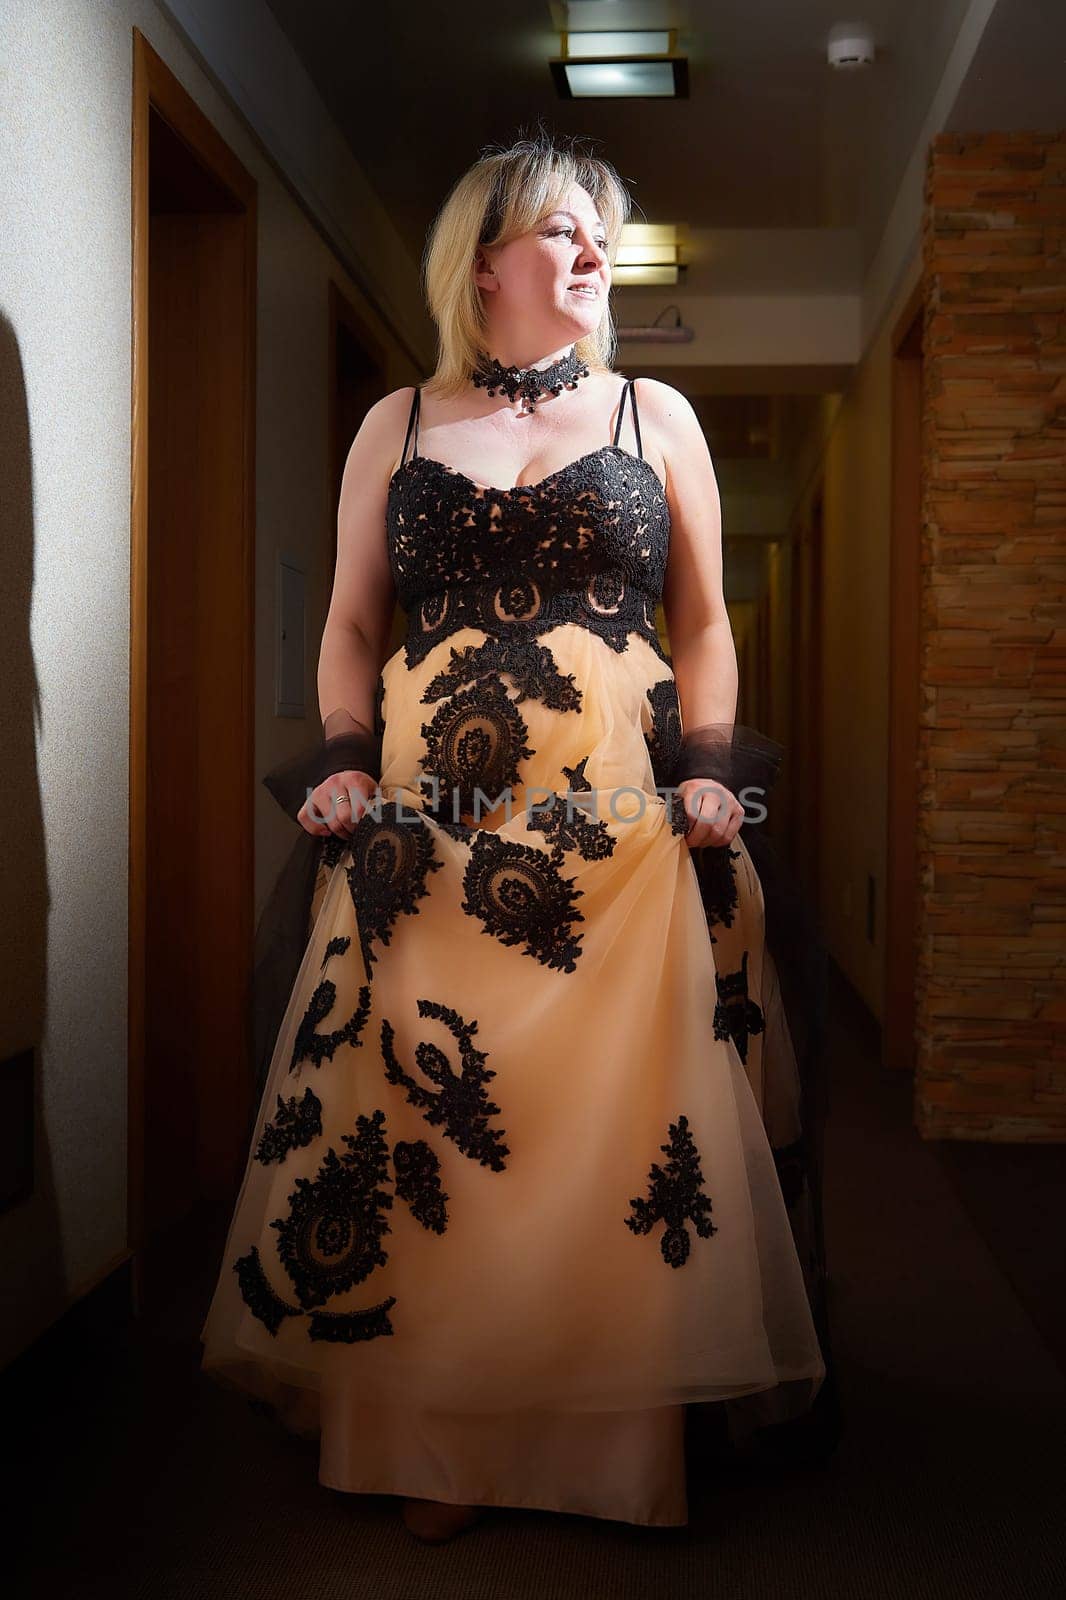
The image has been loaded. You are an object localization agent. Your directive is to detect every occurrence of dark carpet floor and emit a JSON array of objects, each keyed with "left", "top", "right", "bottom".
[{"left": 9, "top": 966, "right": 1066, "bottom": 1600}]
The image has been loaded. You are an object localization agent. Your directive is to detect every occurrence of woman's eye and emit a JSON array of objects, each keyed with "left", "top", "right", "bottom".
[{"left": 549, "top": 227, "right": 609, "bottom": 251}]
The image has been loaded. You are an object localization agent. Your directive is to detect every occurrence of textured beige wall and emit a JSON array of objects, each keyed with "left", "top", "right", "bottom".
[
  {"left": 0, "top": 0, "right": 420, "bottom": 1365},
  {"left": 793, "top": 258, "right": 923, "bottom": 1018}
]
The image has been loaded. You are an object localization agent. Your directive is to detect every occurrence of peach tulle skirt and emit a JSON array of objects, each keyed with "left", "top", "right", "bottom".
[{"left": 200, "top": 625, "right": 825, "bottom": 1525}]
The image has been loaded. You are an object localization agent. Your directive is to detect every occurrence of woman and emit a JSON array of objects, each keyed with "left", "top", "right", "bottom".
[{"left": 200, "top": 135, "right": 830, "bottom": 1543}]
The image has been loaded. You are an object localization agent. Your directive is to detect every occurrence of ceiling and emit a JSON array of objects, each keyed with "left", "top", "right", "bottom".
[
  {"left": 264, "top": 0, "right": 974, "bottom": 273},
  {"left": 257, "top": 0, "right": 1059, "bottom": 543},
  {"left": 948, "top": 0, "right": 1066, "bottom": 131}
]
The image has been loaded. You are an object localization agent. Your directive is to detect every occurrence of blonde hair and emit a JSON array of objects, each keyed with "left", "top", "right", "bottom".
[{"left": 422, "top": 134, "right": 632, "bottom": 399}]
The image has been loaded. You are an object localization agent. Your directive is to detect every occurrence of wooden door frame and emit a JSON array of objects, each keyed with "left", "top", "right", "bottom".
[
  {"left": 129, "top": 29, "right": 257, "bottom": 1300},
  {"left": 756, "top": 582, "right": 772, "bottom": 732},
  {"left": 884, "top": 275, "right": 924, "bottom": 1071},
  {"left": 789, "top": 486, "right": 824, "bottom": 894},
  {"left": 809, "top": 486, "right": 824, "bottom": 902}
]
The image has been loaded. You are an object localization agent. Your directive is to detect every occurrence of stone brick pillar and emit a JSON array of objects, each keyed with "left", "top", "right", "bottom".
[{"left": 918, "top": 131, "right": 1066, "bottom": 1141}]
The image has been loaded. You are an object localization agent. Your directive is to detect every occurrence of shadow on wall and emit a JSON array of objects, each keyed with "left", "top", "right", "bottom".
[{"left": 0, "top": 311, "right": 65, "bottom": 1365}]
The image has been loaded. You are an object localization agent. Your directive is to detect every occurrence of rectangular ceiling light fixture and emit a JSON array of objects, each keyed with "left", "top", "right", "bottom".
[
  {"left": 551, "top": 29, "right": 688, "bottom": 99},
  {"left": 612, "top": 223, "right": 684, "bottom": 286}
]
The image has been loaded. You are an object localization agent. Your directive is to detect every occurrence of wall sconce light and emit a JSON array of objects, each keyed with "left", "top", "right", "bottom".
[
  {"left": 550, "top": 30, "right": 688, "bottom": 99},
  {"left": 612, "top": 223, "right": 685, "bottom": 286}
]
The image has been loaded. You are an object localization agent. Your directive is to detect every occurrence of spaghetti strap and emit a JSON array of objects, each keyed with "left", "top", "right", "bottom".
[
  {"left": 628, "top": 378, "right": 644, "bottom": 460},
  {"left": 612, "top": 378, "right": 644, "bottom": 459},
  {"left": 400, "top": 386, "right": 421, "bottom": 466}
]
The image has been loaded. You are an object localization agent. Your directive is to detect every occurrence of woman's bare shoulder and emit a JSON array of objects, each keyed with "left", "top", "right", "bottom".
[
  {"left": 360, "top": 384, "right": 421, "bottom": 436},
  {"left": 629, "top": 376, "right": 698, "bottom": 426},
  {"left": 339, "top": 385, "right": 421, "bottom": 480},
  {"left": 630, "top": 377, "right": 710, "bottom": 465}
]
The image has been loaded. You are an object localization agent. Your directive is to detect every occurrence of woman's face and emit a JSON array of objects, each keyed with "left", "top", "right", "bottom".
[{"left": 476, "top": 183, "right": 611, "bottom": 348}]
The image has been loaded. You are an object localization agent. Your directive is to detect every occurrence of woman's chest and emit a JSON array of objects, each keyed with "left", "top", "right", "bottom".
[{"left": 386, "top": 449, "right": 671, "bottom": 601}]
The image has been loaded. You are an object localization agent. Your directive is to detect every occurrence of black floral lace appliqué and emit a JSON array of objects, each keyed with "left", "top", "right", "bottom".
[
  {"left": 255, "top": 1086, "right": 323, "bottom": 1165},
  {"left": 321, "top": 834, "right": 349, "bottom": 873},
  {"left": 398, "top": 573, "right": 666, "bottom": 670},
  {"left": 289, "top": 980, "right": 372, "bottom": 1074},
  {"left": 305, "top": 1300, "right": 398, "bottom": 1344},
  {"left": 693, "top": 846, "right": 741, "bottom": 940},
  {"left": 233, "top": 1245, "right": 300, "bottom": 1335},
  {"left": 235, "top": 1109, "right": 460, "bottom": 1343},
  {"left": 561, "top": 755, "right": 593, "bottom": 791},
  {"left": 422, "top": 636, "right": 582, "bottom": 714},
  {"left": 271, "top": 1108, "right": 394, "bottom": 1310},
  {"left": 461, "top": 830, "right": 584, "bottom": 972},
  {"left": 381, "top": 999, "right": 510, "bottom": 1172},
  {"left": 625, "top": 1114, "right": 717, "bottom": 1268},
  {"left": 525, "top": 788, "right": 616, "bottom": 862},
  {"left": 393, "top": 1139, "right": 450, "bottom": 1233},
  {"left": 644, "top": 677, "right": 683, "bottom": 789},
  {"left": 233, "top": 1244, "right": 397, "bottom": 1343},
  {"left": 420, "top": 677, "right": 535, "bottom": 817},
  {"left": 345, "top": 801, "right": 444, "bottom": 982},
  {"left": 712, "top": 950, "right": 766, "bottom": 1065},
  {"left": 386, "top": 449, "right": 670, "bottom": 668}
]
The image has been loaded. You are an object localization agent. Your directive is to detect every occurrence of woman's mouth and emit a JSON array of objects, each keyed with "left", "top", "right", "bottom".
[{"left": 568, "top": 285, "right": 599, "bottom": 300}]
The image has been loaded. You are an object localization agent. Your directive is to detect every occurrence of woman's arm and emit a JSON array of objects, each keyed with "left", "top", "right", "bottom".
[
  {"left": 285, "top": 387, "right": 412, "bottom": 838},
  {"left": 317, "top": 387, "right": 412, "bottom": 737},
  {"left": 636, "top": 379, "right": 745, "bottom": 847},
  {"left": 637, "top": 377, "right": 738, "bottom": 729}
]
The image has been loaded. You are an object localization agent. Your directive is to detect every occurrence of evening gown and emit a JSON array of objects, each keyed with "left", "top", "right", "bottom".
[{"left": 199, "top": 377, "right": 828, "bottom": 1527}]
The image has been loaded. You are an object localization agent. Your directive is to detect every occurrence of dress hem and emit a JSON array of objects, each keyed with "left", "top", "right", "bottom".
[{"left": 316, "top": 1471, "right": 690, "bottom": 1529}]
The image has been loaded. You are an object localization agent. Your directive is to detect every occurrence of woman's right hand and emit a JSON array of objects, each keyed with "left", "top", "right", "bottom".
[{"left": 297, "top": 769, "right": 380, "bottom": 838}]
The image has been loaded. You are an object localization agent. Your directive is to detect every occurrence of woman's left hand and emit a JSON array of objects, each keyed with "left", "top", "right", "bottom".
[{"left": 678, "top": 777, "right": 745, "bottom": 848}]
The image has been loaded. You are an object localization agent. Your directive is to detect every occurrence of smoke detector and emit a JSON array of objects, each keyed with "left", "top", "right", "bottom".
[{"left": 827, "top": 21, "right": 875, "bottom": 68}]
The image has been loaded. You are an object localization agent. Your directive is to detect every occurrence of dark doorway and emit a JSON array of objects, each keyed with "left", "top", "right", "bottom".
[
  {"left": 130, "top": 30, "right": 257, "bottom": 1311},
  {"left": 789, "top": 488, "right": 824, "bottom": 898}
]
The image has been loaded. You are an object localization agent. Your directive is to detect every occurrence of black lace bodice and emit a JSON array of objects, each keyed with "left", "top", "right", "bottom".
[{"left": 385, "top": 384, "right": 671, "bottom": 669}]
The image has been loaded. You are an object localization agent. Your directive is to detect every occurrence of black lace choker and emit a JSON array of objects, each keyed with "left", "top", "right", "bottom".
[{"left": 471, "top": 347, "right": 591, "bottom": 410}]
